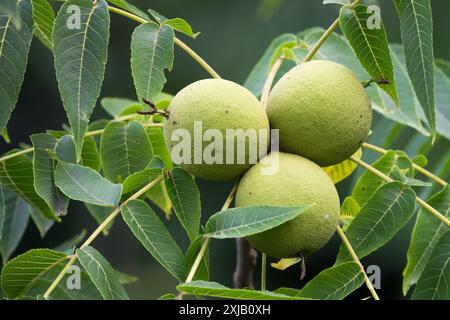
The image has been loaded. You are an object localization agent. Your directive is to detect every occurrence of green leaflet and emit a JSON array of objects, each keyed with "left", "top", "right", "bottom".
[
  {"left": 0, "top": 186, "right": 29, "bottom": 263},
  {"left": 121, "top": 199, "right": 187, "bottom": 281},
  {"left": 394, "top": 0, "right": 436, "bottom": 137},
  {"left": 31, "top": 133, "right": 70, "bottom": 216},
  {"left": 403, "top": 186, "right": 450, "bottom": 295},
  {"left": 131, "top": 22, "right": 174, "bottom": 106},
  {"left": 100, "top": 121, "right": 153, "bottom": 183},
  {"left": 340, "top": 4, "right": 398, "bottom": 105},
  {"left": 0, "top": 0, "right": 33, "bottom": 132},
  {"left": 32, "top": 0, "right": 54, "bottom": 49},
  {"left": 77, "top": 246, "right": 129, "bottom": 300},
  {"left": 276, "top": 262, "right": 364, "bottom": 300},
  {"left": 205, "top": 205, "right": 313, "bottom": 239},
  {"left": 1, "top": 248, "right": 102, "bottom": 299},
  {"left": 54, "top": 162, "right": 122, "bottom": 207},
  {"left": 336, "top": 182, "right": 416, "bottom": 264},
  {"left": 0, "top": 149, "right": 59, "bottom": 221},
  {"left": 412, "top": 231, "right": 450, "bottom": 300},
  {"left": 53, "top": 0, "right": 110, "bottom": 161},
  {"left": 164, "top": 168, "right": 201, "bottom": 241},
  {"left": 177, "top": 281, "right": 310, "bottom": 300}
]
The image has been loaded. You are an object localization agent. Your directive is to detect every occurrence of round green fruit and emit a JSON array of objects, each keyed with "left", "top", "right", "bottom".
[
  {"left": 266, "top": 60, "right": 372, "bottom": 166},
  {"left": 235, "top": 152, "right": 340, "bottom": 258},
  {"left": 164, "top": 79, "right": 270, "bottom": 181}
]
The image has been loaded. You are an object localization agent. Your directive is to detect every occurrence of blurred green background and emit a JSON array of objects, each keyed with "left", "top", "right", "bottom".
[{"left": 2, "top": 0, "right": 449, "bottom": 299}]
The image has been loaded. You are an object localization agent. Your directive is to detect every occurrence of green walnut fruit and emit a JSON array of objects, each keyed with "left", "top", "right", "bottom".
[
  {"left": 266, "top": 60, "right": 372, "bottom": 166},
  {"left": 235, "top": 152, "right": 340, "bottom": 258},
  {"left": 164, "top": 79, "right": 270, "bottom": 181}
]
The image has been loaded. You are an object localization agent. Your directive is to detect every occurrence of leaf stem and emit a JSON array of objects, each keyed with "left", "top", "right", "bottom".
[
  {"left": 107, "top": 6, "right": 221, "bottom": 79},
  {"left": 350, "top": 156, "right": 450, "bottom": 227},
  {"left": 336, "top": 225, "right": 380, "bottom": 300},
  {"left": 260, "top": 57, "right": 284, "bottom": 108},
  {"left": 0, "top": 148, "right": 34, "bottom": 163},
  {"left": 302, "top": 0, "right": 363, "bottom": 62},
  {"left": 362, "top": 142, "right": 448, "bottom": 187},
  {"left": 43, "top": 176, "right": 163, "bottom": 299},
  {"left": 185, "top": 237, "right": 211, "bottom": 283},
  {"left": 184, "top": 183, "right": 238, "bottom": 284},
  {"left": 0, "top": 115, "right": 160, "bottom": 163},
  {"left": 261, "top": 253, "right": 267, "bottom": 291}
]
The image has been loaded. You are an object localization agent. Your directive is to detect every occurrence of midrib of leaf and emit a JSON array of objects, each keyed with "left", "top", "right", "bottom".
[
  {"left": 351, "top": 9, "right": 386, "bottom": 81},
  {"left": 410, "top": 204, "right": 449, "bottom": 281},
  {"left": 76, "top": 6, "right": 96, "bottom": 148},
  {"left": 1, "top": 162, "right": 39, "bottom": 212},
  {"left": 210, "top": 209, "right": 302, "bottom": 237},
  {"left": 33, "top": 1, "right": 52, "bottom": 46},
  {"left": 167, "top": 179, "right": 188, "bottom": 229},
  {"left": 79, "top": 249, "right": 116, "bottom": 298},
  {"left": 0, "top": 18, "right": 11, "bottom": 62},
  {"left": 351, "top": 185, "right": 406, "bottom": 253},
  {"left": 59, "top": 164, "right": 106, "bottom": 205},
  {"left": 123, "top": 125, "right": 131, "bottom": 177},
  {"left": 410, "top": 0, "right": 432, "bottom": 121},
  {"left": 431, "top": 256, "right": 449, "bottom": 299},
  {"left": 3, "top": 196, "right": 23, "bottom": 253},
  {"left": 145, "top": 25, "right": 161, "bottom": 99},
  {"left": 16, "top": 254, "right": 68, "bottom": 297},
  {"left": 322, "top": 271, "right": 361, "bottom": 299},
  {"left": 124, "top": 205, "right": 168, "bottom": 264}
]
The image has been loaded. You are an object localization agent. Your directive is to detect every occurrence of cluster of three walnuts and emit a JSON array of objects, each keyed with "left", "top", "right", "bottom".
[{"left": 163, "top": 61, "right": 372, "bottom": 259}]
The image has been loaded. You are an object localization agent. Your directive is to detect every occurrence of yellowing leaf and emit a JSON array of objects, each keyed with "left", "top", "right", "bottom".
[
  {"left": 323, "top": 149, "right": 362, "bottom": 183},
  {"left": 270, "top": 258, "right": 301, "bottom": 271},
  {"left": 340, "top": 196, "right": 361, "bottom": 231}
]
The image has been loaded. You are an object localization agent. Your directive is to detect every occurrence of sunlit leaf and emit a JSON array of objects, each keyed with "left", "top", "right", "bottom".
[
  {"left": 162, "top": 18, "right": 199, "bottom": 38},
  {"left": 324, "top": 149, "right": 361, "bottom": 183},
  {"left": 340, "top": 196, "right": 361, "bottom": 231},
  {"left": 270, "top": 258, "right": 301, "bottom": 271}
]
